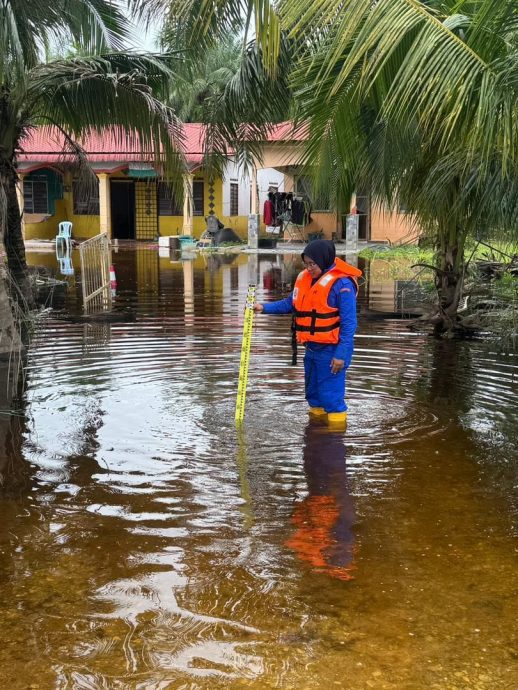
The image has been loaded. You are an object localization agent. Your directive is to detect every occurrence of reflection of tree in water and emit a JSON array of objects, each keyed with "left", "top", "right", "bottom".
[
  {"left": 286, "top": 423, "right": 356, "bottom": 581},
  {"left": 0, "top": 358, "right": 29, "bottom": 494},
  {"left": 414, "top": 339, "right": 475, "bottom": 416}
]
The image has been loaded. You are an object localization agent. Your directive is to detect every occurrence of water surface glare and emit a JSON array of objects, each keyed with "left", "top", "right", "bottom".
[{"left": 0, "top": 249, "right": 516, "bottom": 689}]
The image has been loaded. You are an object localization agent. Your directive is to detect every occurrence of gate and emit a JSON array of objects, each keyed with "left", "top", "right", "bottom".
[{"left": 79, "top": 232, "right": 112, "bottom": 312}]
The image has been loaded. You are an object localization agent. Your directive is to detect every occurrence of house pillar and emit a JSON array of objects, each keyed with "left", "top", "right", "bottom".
[
  {"left": 97, "top": 173, "right": 112, "bottom": 239},
  {"left": 250, "top": 165, "right": 258, "bottom": 215},
  {"left": 182, "top": 173, "right": 194, "bottom": 235},
  {"left": 16, "top": 173, "right": 26, "bottom": 240}
]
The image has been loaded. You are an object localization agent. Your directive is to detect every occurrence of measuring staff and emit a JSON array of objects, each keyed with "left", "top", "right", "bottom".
[{"left": 235, "top": 284, "right": 256, "bottom": 424}]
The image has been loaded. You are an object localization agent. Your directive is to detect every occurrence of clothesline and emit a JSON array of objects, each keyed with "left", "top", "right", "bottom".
[{"left": 263, "top": 190, "right": 312, "bottom": 229}]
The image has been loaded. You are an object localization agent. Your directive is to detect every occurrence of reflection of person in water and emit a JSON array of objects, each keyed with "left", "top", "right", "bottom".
[{"left": 286, "top": 423, "right": 356, "bottom": 581}]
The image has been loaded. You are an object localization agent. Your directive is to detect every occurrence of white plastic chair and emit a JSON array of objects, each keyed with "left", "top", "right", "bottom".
[
  {"left": 58, "top": 255, "right": 74, "bottom": 276},
  {"left": 57, "top": 221, "right": 72, "bottom": 239}
]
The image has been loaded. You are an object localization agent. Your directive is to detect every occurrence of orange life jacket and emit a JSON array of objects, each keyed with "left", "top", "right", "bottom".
[{"left": 293, "top": 258, "right": 362, "bottom": 345}]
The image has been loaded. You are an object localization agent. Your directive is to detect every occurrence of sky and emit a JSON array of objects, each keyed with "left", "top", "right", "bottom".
[{"left": 124, "top": 6, "right": 160, "bottom": 51}]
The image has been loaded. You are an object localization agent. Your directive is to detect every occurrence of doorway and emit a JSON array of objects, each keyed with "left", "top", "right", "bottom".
[{"left": 111, "top": 180, "right": 135, "bottom": 239}]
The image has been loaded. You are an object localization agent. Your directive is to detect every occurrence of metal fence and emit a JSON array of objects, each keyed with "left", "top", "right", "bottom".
[{"left": 78, "top": 232, "right": 112, "bottom": 312}]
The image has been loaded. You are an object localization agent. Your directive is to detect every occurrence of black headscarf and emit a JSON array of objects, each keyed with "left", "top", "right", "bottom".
[{"left": 301, "top": 239, "right": 336, "bottom": 273}]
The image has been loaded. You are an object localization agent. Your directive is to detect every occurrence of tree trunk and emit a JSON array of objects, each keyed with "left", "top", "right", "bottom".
[
  {"left": 432, "top": 226, "right": 467, "bottom": 336},
  {"left": 4, "top": 171, "right": 34, "bottom": 310},
  {"left": 0, "top": 263, "right": 24, "bottom": 359}
]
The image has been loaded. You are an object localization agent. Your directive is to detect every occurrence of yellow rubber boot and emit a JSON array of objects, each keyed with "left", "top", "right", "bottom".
[
  {"left": 327, "top": 412, "right": 347, "bottom": 429},
  {"left": 308, "top": 406, "right": 327, "bottom": 418}
]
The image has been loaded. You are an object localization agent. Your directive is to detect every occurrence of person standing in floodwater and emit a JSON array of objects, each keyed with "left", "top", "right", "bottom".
[{"left": 254, "top": 239, "right": 362, "bottom": 429}]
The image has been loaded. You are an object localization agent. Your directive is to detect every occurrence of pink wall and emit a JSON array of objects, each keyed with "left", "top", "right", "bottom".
[{"left": 370, "top": 208, "right": 420, "bottom": 244}]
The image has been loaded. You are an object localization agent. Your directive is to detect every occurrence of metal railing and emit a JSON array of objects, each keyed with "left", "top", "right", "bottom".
[{"left": 78, "top": 232, "right": 112, "bottom": 312}]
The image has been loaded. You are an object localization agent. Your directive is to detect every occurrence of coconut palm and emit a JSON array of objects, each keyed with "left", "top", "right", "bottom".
[
  {"left": 159, "top": 33, "right": 242, "bottom": 122},
  {"left": 152, "top": 0, "right": 518, "bottom": 334},
  {"left": 284, "top": 0, "right": 518, "bottom": 332},
  {"left": 1, "top": 0, "right": 182, "bottom": 308}
]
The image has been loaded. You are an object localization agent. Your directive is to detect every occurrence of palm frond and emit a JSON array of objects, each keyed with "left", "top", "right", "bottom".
[{"left": 26, "top": 54, "right": 185, "bottom": 181}]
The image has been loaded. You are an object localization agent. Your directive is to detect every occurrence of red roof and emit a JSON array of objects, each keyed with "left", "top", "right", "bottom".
[
  {"left": 267, "top": 121, "right": 308, "bottom": 142},
  {"left": 16, "top": 122, "right": 304, "bottom": 171},
  {"left": 17, "top": 125, "right": 200, "bottom": 169}
]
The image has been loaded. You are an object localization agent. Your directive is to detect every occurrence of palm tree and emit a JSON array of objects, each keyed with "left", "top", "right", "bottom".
[
  {"left": 153, "top": 0, "right": 518, "bottom": 334},
  {"left": 159, "top": 31, "right": 242, "bottom": 122},
  {"left": 1, "top": 0, "right": 182, "bottom": 308},
  {"left": 285, "top": 0, "right": 518, "bottom": 333}
]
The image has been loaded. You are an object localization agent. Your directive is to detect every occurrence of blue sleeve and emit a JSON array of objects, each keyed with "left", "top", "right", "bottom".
[
  {"left": 328, "top": 278, "right": 357, "bottom": 366},
  {"left": 262, "top": 292, "right": 295, "bottom": 315}
]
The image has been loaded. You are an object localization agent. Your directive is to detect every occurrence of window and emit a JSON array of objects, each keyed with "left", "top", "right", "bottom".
[
  {"left": 295, "top": 175, "right": 331, "bottom": 212},
  {"left": 193, "top": 180, "right": 204, "bottom": 216},
  {"left": 355, "top": 192, "right": 371, "bottom": 241},
  {"left": 73, "top": 179, "right": 100, "bottom": 215},
  {"left": 23, "top": 177, "right": 48, "bottom": 214},
  {"left": 230, "top": 181, "right": 239, "bottom": 216},
  {"left": 158, "top": 181, "right": 182, "bottom": 215}
]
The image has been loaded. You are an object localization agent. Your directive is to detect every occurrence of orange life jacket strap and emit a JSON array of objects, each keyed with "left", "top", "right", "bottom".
[
  {"left": 294, "top": 305, "right": 341, "bottom": 335},
  {"left": 294, "top": 309, "right": 339, "bottom": 319},
  {"left": 295, "top": 320, "right": 340, "bottom": 334}
]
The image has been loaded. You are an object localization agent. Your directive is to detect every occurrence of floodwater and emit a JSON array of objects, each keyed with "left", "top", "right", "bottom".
[{"left": 0, "top": 248, "right": 516, "bottom": 690}]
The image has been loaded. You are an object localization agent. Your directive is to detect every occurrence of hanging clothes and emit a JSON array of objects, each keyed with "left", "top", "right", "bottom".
[
  {"left": 291, "top": 198, "right": 305, "bottom": 225},
  {"left": 263, "top": 198, "right": 274, "bottom": 225}
]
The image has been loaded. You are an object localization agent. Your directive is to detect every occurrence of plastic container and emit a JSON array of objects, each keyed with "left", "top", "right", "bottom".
[{"left": 179, "top": 235, "right": 196, "bottom": 247}]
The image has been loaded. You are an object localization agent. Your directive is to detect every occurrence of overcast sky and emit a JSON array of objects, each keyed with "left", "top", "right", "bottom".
[{"left": 124, "top": 7, "right": 160, "bottom": 51}]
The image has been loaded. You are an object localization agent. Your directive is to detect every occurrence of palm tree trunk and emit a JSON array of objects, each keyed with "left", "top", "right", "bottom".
[
  {"left": 0, "top": 262, "right": 24, "bottom": 359},
  {"left": 2, "top": 168, "right": 34, "bottom": 310},
  {"left": 432, "top": 226, "right": 467, "bottom": 335}
]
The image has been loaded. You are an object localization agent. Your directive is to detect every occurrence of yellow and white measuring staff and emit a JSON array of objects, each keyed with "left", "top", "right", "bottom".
[{"left": 235, "top": 284, "right": 256, "bottom": 424}]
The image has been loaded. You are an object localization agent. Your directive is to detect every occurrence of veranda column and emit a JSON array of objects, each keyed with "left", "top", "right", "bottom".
[
  {"left": 97, "top": 173, "right": 112, "bottom": 239},
  {"left": 182, "top": 173, "right": 194, "bottom": 235},
  {"left": 248, "top": 163, "right": 259, "bottom": 250},
  {"left": 16, "top": 173, "right": 25, "bottom": 240},
  {"left": 250, "top": 165, "right": 258, "bottom": 215}
]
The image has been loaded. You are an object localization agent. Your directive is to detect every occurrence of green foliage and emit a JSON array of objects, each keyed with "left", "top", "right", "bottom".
[
  {"left": 0, "top": 1, "right": 183, "bottom": 182},
  {"left": 158, "top": 35, "right": 243, "bottom": 122},
  {"left": 359, "top": 245, "right": 434, "bottom": 263}
]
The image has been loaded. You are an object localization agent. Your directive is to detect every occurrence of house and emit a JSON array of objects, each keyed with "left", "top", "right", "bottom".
[
  {"left": 16, "top": 123, "right": 418, "bottom": 245},
  {"left": 251, "top": 123, "right": 419, "bottom": 244},
  {"left": 17, "top": 125, "right": 251, "bottom": 242}
]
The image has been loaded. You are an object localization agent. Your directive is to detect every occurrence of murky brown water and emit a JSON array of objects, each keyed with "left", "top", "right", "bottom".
[{"left": 0, "top": 248, "right": 516, "bottom": 689}]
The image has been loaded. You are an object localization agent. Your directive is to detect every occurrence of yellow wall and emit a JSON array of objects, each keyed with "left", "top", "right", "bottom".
[
  {"left": 158, "top": 174, "right": 248, "bottom": 240},
  {"left": 24, "top": 171, "right": 101, "bottom": 241},
  {"left": 23, "top": 167, "right": 255, "bottom": 243}
]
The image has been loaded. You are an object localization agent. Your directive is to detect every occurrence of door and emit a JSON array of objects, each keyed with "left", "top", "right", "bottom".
[{"left": 111, "top": 180, "right": 136, "bottom": 239}]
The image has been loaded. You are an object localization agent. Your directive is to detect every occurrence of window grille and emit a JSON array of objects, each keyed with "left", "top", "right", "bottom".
[
  {"left": 135, "top": 180, "right": 158, "bottom": 240},
  {"left": 24, "top": 178, "right": 48, "bottom": 214},
  {"left": 193, "top": 180, "right": 204, "bottom": 216},
  {"left": 230, "top": 181, "right": 239, "bottom": 216},
  {"left": 73, "top": 180, "right": 100, "bottom": 215},
  {"left": 295, "top": 175, "right": 331, "bottom": 212},
  {"left": 158, "top": 181, "right": 182, "bottom": 215}
]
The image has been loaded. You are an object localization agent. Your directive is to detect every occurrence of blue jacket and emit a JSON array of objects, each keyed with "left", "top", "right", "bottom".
[{"left": 262, "top": 269, "right": 357, "bottom": 367}]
